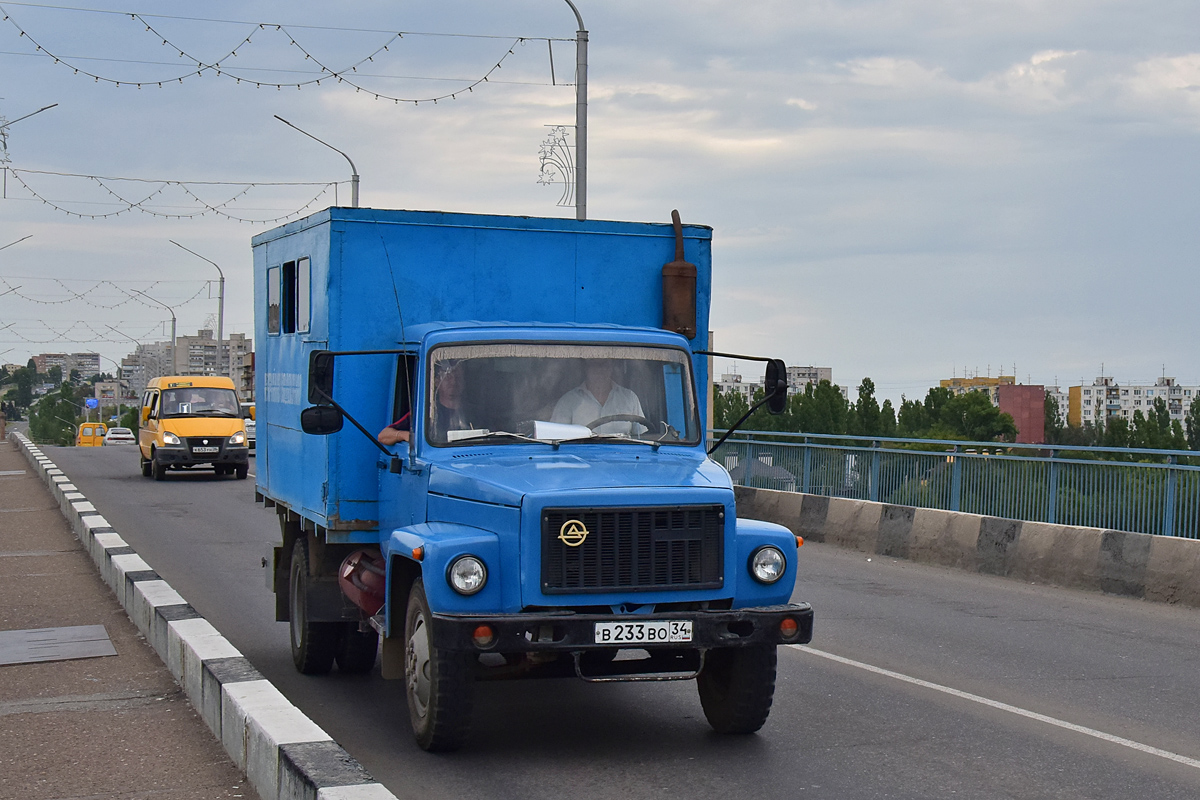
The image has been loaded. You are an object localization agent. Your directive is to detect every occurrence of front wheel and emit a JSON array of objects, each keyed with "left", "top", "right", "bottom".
[
  {"left": 697, "top": 645, "right": 778, "bottom": 734},
  {"left": 405, "top": 579, "right": 474, "bottom": 752},
  {"left": 235, "top": 463, "right": 249, "bottom": 480},
  {"left": 140, "top": 454, "right": 152, "bottom": 478},
  {"left": 289, "top": 537, "right": 339, "bottom": 674},
  {"left": 151, "top": 451, "right": 167, "bottom": 481}
]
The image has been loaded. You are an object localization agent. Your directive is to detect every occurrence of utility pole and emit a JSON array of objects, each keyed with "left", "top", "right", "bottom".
[
  {"left": 170, "top": 241, "right": 225, "bottom": 377},
  {"left": 563, "top": 1, "right": 587, "bottom": 220}
]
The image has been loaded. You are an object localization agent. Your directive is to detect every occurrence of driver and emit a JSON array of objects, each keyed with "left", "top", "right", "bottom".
[{"left": 551, "top": 358, "right": 646, "bottom": 436}]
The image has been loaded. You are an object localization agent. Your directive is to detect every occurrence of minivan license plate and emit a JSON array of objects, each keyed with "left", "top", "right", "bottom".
[
  {"left": 192, "top": 446, "right": 219, "bottom": 454},
  {"left": 594, "top": 620, "right": 692, "bottom": 645}
]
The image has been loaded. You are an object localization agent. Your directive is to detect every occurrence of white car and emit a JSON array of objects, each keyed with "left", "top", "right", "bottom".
[
  {"left": 240, "top": 402, "right": 256, "bottom": 451},
  {"left": 103, "top": 427, "right": 136, "bottom": 445}
]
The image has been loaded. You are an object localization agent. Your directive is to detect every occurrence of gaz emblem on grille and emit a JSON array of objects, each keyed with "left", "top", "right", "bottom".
[{"left": 558, "top": 519, "right": 589, "bottom": 547}]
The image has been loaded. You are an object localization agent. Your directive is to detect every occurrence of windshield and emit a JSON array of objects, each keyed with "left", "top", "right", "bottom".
[
  {"left": 160, "top": 387, "right": 240, "bottom": 418},
  {"left": 426, "top": 342, "right": 701, "bottom": 447}
]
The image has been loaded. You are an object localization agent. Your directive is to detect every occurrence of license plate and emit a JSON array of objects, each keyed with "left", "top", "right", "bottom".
[
  {"left": 594, "top": 620, "right": 692, "bottom": 645},
  {"left": 192, "top": 446, "right": 219, "bottom": 454}
]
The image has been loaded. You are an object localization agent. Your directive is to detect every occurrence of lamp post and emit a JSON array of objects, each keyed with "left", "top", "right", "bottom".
[
  {"left": 0, "top": 235, "right": 32, "bottom": 253},
  {"left": 562, "top": 1, "right": 587, "bottom": 221},
  {"left": 273, "top": 115, "right": 359, "bottom": 208},
  {"left": 169, "top": 240, "right": 225, "bottom": 377},
  {"left": 128, "top": 290, "right": 177, "bottom": 374},
  {"left": 2, "top": 104, "right": 57, "bottom": 197}
]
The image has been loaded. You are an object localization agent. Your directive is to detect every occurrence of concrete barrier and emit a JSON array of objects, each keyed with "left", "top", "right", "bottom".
[
  {"left": 735, "top": 486, "right": 1200, "bottom": 608},
  {"left": 10, "top": 433, "right": 400, "bottom": 800}
]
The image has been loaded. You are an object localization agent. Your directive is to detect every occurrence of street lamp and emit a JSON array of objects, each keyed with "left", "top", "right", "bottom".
[
  {"left": 127, "top": 290, "right": 177, "bottom": 374},
  {"left": 0, "top": 235, "right": 32, "bottom": 253},
  {"left": 169, "top": 240, "right": 225, "bottom": 377},
  {"left": 273, "top": 115, "right": 359, "bottom": 208},
  {"left": 562, "top": 1, "right": 587, "bottom": 221},
  {"left": 2, "top": 104, "right": 57, "bottom": 197}
]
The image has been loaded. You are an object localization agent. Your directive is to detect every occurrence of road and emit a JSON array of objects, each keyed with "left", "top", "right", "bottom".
[{"left": 47, "top": 445, "right": 1200, "bottom": 799}]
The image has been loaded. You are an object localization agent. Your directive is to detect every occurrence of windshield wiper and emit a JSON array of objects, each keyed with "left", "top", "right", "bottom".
[
  {"left": 451, "top": 431, "right": 549, "bottom": 445},
  {"left": 190, "top": 409, "right": 239, "bottom": 417}
]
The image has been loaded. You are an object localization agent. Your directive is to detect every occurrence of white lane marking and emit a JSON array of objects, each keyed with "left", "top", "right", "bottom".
[{"left": 788, "top": 645, "right": 1200, "bottom": 770}]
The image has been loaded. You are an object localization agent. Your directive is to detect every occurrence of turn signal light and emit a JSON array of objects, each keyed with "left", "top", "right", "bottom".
[
  {"left": 411, "top": 546, "right": 424, "bottom": 561},
  {"left": 796, "top": 536, "right": 804, "bottom": 547},
  {"left": 473, "top": 625, "right": 495, "bottom": 649},
  {"left": 779, "top": 617, "right": 799, "bottom": 641}
]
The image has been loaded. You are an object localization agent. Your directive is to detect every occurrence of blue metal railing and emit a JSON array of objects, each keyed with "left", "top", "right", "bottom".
[{"left": 711, "top": 431, "right": 1200, "bottom": 539}]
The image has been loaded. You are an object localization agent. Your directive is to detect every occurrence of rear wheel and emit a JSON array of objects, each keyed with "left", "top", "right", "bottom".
[
  {"left": 405, "top": 579, "right": 474, "bottom": 751},
  {"left": 289, "top": 537, "right": 338, "bottom": 674},
  {"left": 697, "top": 645, "right": 778, "bottom": 734},
  {"left": 335, "top": 624, "right": 379, "bottom": 674}
]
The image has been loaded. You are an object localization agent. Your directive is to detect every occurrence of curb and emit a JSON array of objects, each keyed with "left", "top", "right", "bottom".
[
  {"left": 735, "top": 486, "right": 1200, "bottom": 607},
  {"left": 11, "top": 433, "right": 399, "bottom": 800}
]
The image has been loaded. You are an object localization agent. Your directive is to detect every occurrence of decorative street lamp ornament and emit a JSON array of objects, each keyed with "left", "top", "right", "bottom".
[{"left": 537, "top": 125, "right": 575, "bottom": 209}]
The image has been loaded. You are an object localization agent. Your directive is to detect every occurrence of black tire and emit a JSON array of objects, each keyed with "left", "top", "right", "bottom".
[
  {"left": 140, "top": 454, "right": 152, "bottom": 478},
  {"left": 151, "top": 451, "right": 167, "bottom": 481},
  {"left": 235, "top": 463, "right": 249, "bottom": 480},
  {"left": 404, "top": 579, "right": 474, "bottom": 751},
  {"left": 335, "top": 624, "right": 379, "bottom": 674},
  {"left": 289, "top": 537, "right": 339, "bottom": 674},
  {"left": 697, "top": 645, "right": 778, "bottom": 734}
]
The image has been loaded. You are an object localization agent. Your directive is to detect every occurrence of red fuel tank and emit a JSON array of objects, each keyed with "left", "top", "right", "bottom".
[{"left": 338, "top": 549, "right": 386, "bottom": 616}]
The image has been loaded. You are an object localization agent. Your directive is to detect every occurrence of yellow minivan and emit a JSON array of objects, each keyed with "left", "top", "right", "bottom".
[
  {"left": 138, "top": 376, "right": 251, "bottom": 480},
  {"left": 75, "top": 422, "right": 107, "bottom": 447}
]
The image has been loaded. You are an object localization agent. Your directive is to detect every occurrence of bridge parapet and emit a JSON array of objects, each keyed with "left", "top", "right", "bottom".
[{"left": 735, "top": 486, "right": 1200, "bottom": 608}]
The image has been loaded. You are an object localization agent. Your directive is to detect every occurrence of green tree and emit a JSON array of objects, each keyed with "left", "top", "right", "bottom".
[
  {"left": 849, "top": 378, "right": 883, "bottom": 436},
  {"left": 47, "top": 365, "right": 63, "bottom": 385},
  {"left": 1044, "top": 391, "right": 1065, "bottom": 444},
  {"left": 12, "top": 367, "right": 34, "bottom": 408},
  {"left": 713, "top": 386, "right": 749, "bottom": 430},
  {"left": 896, "top": 395, "right": 928, "bottom": 436},
  {"left": 28, "top": 383, "right": 81, "bottom": 445},
  {"left": 1186, "top": 395, "right": 1200, "bottom": 451},
  {"left": 936, "top": 391, "right": 1017, "bottom": 442},
  {"left": 793, "top": 380, "right": 850, "bottom": 435}
]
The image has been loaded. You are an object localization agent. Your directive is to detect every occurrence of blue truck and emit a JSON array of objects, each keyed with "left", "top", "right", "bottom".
[{"left": 253, "top": 207, "right": 813, "bottom": 751}]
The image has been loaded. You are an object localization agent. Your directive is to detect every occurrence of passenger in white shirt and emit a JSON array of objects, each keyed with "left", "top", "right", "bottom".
[{"left": 552, "top": 359, "right": 646, "bottom": 436}]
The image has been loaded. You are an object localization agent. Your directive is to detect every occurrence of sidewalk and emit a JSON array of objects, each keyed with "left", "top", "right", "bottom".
[{"left": 0, "top": 436, "right": 259, "bottom": 800}]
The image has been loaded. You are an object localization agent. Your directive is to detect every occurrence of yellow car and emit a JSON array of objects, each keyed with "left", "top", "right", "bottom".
[{"left": 138, "top": 376, "right": 251, "bottom": 480}]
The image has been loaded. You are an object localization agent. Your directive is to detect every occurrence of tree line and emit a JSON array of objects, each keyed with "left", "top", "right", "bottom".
[
  {"left": 716, "top": 378, "right": 1200, "bottom": 454},
  {"left": 715, "top": 379, "right": 1017, "bottom": 442}
]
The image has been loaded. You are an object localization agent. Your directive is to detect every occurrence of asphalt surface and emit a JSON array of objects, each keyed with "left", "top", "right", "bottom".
[{"left": 45, "top": 444, "right": 1200, "bottom": 800}]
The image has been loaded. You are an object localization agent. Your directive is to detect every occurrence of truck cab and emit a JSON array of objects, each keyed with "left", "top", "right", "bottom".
[{"left": 254, "top": 208, "right": 812, "bottom": 751}]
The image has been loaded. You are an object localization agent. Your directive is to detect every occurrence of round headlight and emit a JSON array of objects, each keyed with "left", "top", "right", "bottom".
[
  {"left": 229, "top": 431, "right": 246, "bottom": 445},
  {"left": 162, "top": 431, "right": 181, "bottom": 445},
  {"left": 447, "top": 555, "right": 487, "bottom": 596},
  {"left": 749, "top": 546, "right": 786, "bottom": 584}
]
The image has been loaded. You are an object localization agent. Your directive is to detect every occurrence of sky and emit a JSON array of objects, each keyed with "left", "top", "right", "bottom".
[{"left": 1, "top": 0, "right": 1198, "bottom": 404}]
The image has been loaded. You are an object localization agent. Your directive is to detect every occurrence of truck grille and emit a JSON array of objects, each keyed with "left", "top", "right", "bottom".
[{"left": 541, "top": 505, "right": 724, "bottom": 594}]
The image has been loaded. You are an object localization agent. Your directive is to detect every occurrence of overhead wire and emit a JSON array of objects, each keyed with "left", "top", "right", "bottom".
[{"left": 0, "top": 3, "right": 567, "bottom": 103}]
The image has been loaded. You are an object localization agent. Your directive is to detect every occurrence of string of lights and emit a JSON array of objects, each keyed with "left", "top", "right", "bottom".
[
  {"left": 0, "top": 276, "right": 210, "bottom": 309},
  {"left": 4, "top": 167, "right": 338, "bottom": 222},
  {"left": 0, "top": 318, "right": 167, "bottom": 344},
  {"left": 1, "top": 3, "right": 561, "bottom": 103}
]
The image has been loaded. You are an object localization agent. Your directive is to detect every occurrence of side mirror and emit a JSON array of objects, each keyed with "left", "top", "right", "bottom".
[
  {"left": 141, "top": 407, "right": 151, "bottom": 424},
  {"left": 248, "top": 406, "right": 256, "bottom": 421},
  {"left": 764, "top": 359, "right": 788, "bottom": 415},
  {"left": 300, "top": 405, "right": 343, "bottom": 435},
  {"left": 308, "top": 351, "right": 335, "bottom": 404}
]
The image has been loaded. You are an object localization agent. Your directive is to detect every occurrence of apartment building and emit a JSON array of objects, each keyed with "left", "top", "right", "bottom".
[{"left": 1067, "top": 377, "right": 1198, "bottom": 427}]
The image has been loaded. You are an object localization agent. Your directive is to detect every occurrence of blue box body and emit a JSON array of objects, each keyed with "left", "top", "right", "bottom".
[{"left": 252, "top": 207, "right": 797, "bottom": 622}]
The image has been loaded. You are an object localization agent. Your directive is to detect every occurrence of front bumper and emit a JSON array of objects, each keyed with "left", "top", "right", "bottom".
[
  {"left": 155, "top": 444, "right": 249, "bottom": 466},
  {"left": 431, "top": 603, "right": 813, "bottom": 653}
]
